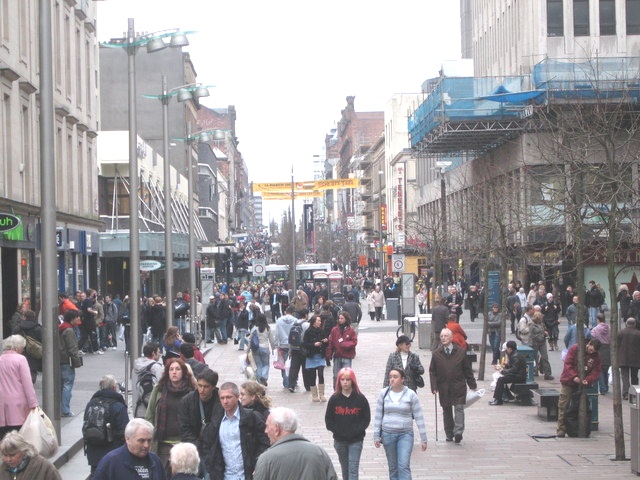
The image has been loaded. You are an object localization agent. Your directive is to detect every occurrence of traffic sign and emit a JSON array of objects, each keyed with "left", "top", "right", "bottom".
[
  {"left": 253, "top": 259, "right": 266, "bottom": 277},
  {"left": 392, "top": 254, "right": 406, "bottom": 273}
]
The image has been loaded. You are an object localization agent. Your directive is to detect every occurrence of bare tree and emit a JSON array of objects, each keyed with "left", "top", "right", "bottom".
[{"left": 529, "top": 65, "right": 640, "bottom": 452}]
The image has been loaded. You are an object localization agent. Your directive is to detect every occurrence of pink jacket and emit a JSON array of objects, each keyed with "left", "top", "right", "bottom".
[{"left": 0, "top": 350, "right": 38, "bottom": 427}]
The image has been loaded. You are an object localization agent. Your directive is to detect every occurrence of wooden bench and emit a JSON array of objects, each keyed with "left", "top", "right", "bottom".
[
  {"left": 510, "top": 383, "right": 538, "bottom": 406},
  {"left": 532, "top": 388, "right": 560, "bottom": 421}
]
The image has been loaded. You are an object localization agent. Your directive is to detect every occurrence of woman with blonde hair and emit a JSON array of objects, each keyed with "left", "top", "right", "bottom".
[
  {"left": 0, "top": 335, "right": 38, "bottom": 439},
  {"left": 239, "top": 381, "right": 272, "bottom": 421}
]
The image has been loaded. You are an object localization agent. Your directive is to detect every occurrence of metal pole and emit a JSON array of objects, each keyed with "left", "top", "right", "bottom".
[
  {"left": 127, "top": 18, "right": 141, "bottom": 362},
  {"left": 187, "top": 129, "right": 197, "bottom": 325},
  {"left": 379, "top": 170, "right": 385, "bottom": 281},
  {"left": 39, "top": 0, "right": 60, "bottom": 438},
  {"left": 162, "top": 75, "right": 173, "bottom": 332},
  {"left": 290, "top": 167, "right": 296, "bottom": 290}
]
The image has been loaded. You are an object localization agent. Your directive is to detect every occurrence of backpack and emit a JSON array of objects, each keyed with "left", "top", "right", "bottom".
[
  {"left": 23, "top": 335, "right": 43, "bottom": 360},
  {"left": 82, "top": 397, "right": 116, "bottom": 446},
  {"left": 250, "top": 329, "right": 260, "bottom": 352},
  {"left": 134, "top": 363, "right": 156, "bottom": 417},
  {"left": 288, "top": 321, "right": 304, "bottom": 350},
  {"left": 565, "top": 390, "right": 592, "bottom": 438}
]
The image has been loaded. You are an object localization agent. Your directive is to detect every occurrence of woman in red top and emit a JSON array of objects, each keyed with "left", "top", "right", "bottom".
[
  {"left": 326, "top": 311, "right": 358, "bottom": 391},
  {"left": 445, "top": 313, "right": 468, "bottom": 350}
]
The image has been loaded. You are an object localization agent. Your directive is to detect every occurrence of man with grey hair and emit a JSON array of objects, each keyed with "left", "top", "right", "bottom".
[
  {"left": 254, "top": 407, "right": 337, "bottom": 480},
  {"left": 83, "top": 374, "right": 130, "bottom": 475},
  {"left": 94, "top": 418, "right": 166, "bottom": 480}
]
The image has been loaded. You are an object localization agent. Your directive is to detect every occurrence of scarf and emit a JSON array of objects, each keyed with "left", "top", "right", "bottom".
[{"left": 154, "top": 379, "right": 191, "bottom": 440}]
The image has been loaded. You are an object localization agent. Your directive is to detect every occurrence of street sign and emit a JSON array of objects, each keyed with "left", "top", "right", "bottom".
[
  {"left": 392, "top": 254, "right": 406, "bottom": 273},
  {"left": 0, "top": 213, "right": 20, "bottom": 233},
  {"left": 253, "top": 259, "right": 266, "bottom": 277}
]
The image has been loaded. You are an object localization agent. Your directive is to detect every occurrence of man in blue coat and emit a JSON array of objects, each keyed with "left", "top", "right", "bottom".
[{"left": 93, "top": 418, "right": 166, "bottom": 480}]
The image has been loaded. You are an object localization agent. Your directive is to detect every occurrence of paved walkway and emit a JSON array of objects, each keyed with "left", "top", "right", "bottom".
[{"left": 54, "top": 308, "right": 636, "bottom": 479}]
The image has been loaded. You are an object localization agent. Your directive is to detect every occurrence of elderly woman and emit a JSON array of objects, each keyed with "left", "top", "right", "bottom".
[
  {"left": 169, "top": 442, "right": 200, "bottom": 480},
  {"left": 146, "top": 358, "right": 195, "bottom": 470},
  {"left": 0, "top": 431, "right": 60, "bottom": 480},
  {"left": 0, "top": 336, "right": 38, "bottom": 439}
]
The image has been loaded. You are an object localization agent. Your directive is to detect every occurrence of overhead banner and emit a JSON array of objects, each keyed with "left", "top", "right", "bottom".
[
  {"left": 253, "top": 182, "right": 315, "bottom": 193},
  {"left": 253, "top": 178, "right": 359, "bottom": 193},
  {"left": 261, "top": 191, "right": 323, "bottom": 200},
  {"left": 314, "top": 178, "right": 360, "bottom": 190}
]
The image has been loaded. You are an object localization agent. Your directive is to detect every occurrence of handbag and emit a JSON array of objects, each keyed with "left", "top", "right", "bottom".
[
  {"left": 20, "top": 407, "right": 58, "bottom": 458},
  {"left": 70, "top": 355, "right": 83, "bottom": 368},
  {"left": 415, "top": 375, "right": 425, "bottom": 389},
  {"left": 273, "top": 349, "right": 285, "bottom": 370}
]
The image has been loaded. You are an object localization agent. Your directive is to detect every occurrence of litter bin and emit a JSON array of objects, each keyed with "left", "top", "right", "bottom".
[
  {"left": 386, "top": 298, "right": 400, "bottom": 322},
  {"left": 418, "top": 314, "right": 431, "bottom": 350},
  {"left": 630, "top": 385, "right": 640, "bottom": 475},
  {"left": 516, "top": 345, "right": 536, "bottom": 383}
]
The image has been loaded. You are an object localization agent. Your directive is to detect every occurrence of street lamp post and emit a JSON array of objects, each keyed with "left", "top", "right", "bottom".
[
  {"left": 290, "top": 167, "right": 297, "bottom": 290},
  {"left": 175, "top": 128, "right": 228, "bottom": 322},
  {"left": 103, "top": 19, "right": 190, "bottom": 361},
  {"left": 146, "top": 79, "right": 210, "bottom": 332},
  {"left": 378, "top": 169, "right": 385, "bottom": 281},
  {"left": 39, "top": 0, "right": 59, "bottom": 434}
]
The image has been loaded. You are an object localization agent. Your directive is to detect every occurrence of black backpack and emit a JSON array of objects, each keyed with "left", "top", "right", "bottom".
[
  {"left": 288, "top": 322, "right": 304, "bottom": 349},
  {"left": 565, "top": 390, "right": 592, "bottom": 438},
  {"left": 134, "top": 363, "right": 156, "bottom": 417},
  {"left": 83, "top": 397, "right": 116, "bottom": 446}
]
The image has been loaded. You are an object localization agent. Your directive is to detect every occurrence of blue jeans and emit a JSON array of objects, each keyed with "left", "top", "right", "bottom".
[
  {"left": 254, "top": 347, "right": 271, "bottom": 384},
  {"left": 588, "top": 306, "right": 599, "bottom": 328},
  {"left": 332, "top": 357, "right": 353, "bottom": 388},
  {"left": 489, "top": 331, "right": 500, "bottom": 364},
  {"left": 599, "top": 365, "right": 610, "bottom": 393},
  {"left": 218, "top": 317, "right": 228, "bottom": 341},
  {"left": 381, "top": 430, "right": 414, "bottom": 480},
  {"left": 61, "top": 364, "right": 75, "bottom": 415},
  {"left": 279, "top": 348, "right": 289, "bottom": 388},
  {"left": 334, "top": 439, "right": 363, "bottom": 480},
  {"left": 237, "top": 328, "right": 248, "bottom": 350}
]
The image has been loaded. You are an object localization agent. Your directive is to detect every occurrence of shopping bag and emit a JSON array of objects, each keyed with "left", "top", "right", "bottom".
[
  {"left": 273, "top": 349, "right": 285, "bottom": 370},
  {"left": 19, "top": 407, "right": 58, "bottom": 458},
  {"left": 490, "top": 371, "right": 502, "bottom": 390},
  {"left": 143, "top": 327, "right": 152, "bottom": 345},
  {"left": 464, "top": 388, "right": 485, "bottom": 408}
]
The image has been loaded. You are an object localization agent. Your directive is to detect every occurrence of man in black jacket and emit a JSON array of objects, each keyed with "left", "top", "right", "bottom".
[
  {"left": 341, "top": 293, "right": 362, "bottom": 332},
  {"left": 202, "top": 382, "right": 270, "bottom": 479},
  {"left": 178, "top": 369, "right": 222, "bottom": 459},
  {"left": 489, "top": 341, "right": 527, "bottom": 405}
]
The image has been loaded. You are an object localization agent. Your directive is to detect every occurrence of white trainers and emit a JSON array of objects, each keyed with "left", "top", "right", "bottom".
[{"left": 94, "top": 350, "right": 104, "bottom": 355}]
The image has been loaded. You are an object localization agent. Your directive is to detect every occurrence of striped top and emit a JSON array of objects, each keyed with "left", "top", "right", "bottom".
[{"left": 373, "top": 386, "right": 427, "bottom": 443}]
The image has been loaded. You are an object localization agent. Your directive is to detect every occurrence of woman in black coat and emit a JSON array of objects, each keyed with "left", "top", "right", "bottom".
[{"left": 383, "top": 335, "right": 425, "bottom": 391}]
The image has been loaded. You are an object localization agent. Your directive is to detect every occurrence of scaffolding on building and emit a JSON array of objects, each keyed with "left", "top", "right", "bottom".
[{"left": 409, "top": 57, "right": 640, "bottom": 159}]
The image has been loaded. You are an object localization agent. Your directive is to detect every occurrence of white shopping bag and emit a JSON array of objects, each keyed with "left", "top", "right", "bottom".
[{"left": 464, "top": 388, "right": 485, "bottom": 408}]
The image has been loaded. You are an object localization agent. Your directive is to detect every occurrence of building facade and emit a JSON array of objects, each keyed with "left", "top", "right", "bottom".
[
  {"left": 0, "top": 0, "right": 100, "bottom": 333},
  {"left": 411, "top": 0, "right": 640, "bottom": 291}
]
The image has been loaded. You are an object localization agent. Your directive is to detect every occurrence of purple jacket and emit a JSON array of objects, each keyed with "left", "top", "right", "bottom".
[{"left": 0, "top": 350, "right": 38, "bottom": 427}]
